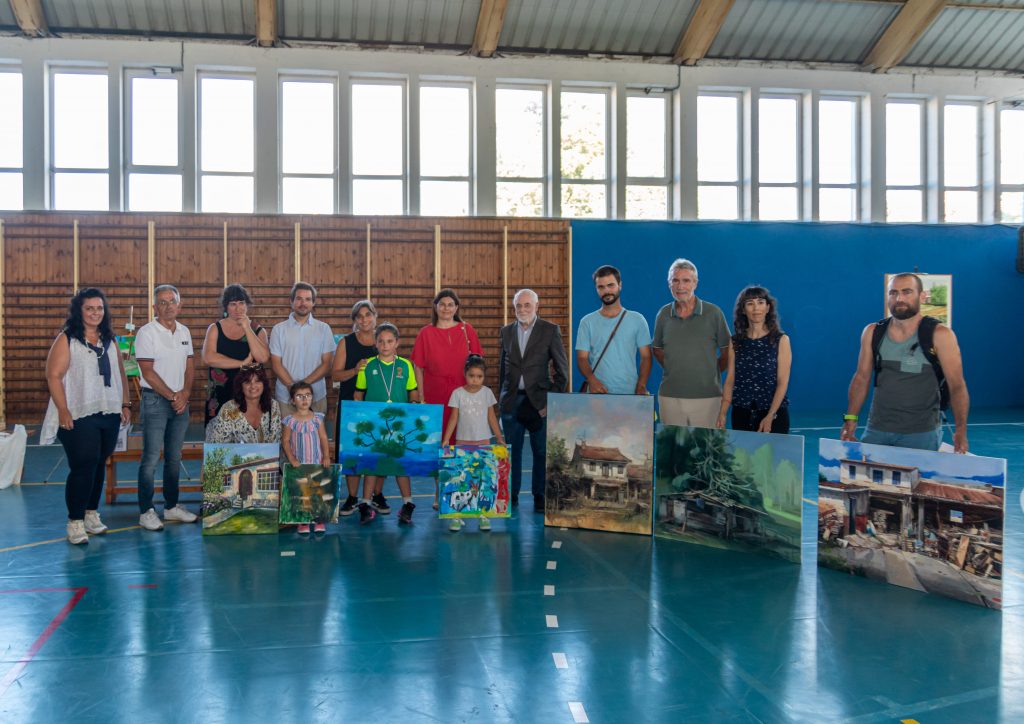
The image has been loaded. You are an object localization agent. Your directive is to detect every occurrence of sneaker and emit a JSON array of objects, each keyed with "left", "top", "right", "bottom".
[
  {"left": 359, "top": 503, "right": 376, "bottom": 525},
  {"left": 339, "top": 496, "right": 359, "bottom": 516},
  {"left": 479, "top": 517, "right": 492, "bottom": 531},
  {"left": 449, "top": 518, "right": 464, "bottom": 532},
  {"left": 511, "top": 494, "right": 519, "bottom": 508},
  {"left": 139, "top": 508, "right": 164, "bottom": 531},
  {"left": 297, "top": 524, "right": 311, "bottom": 535},
  {"left": 398, "top": 501, "right": 416, "bottom": 525},
  {"left": 83, "top": 510, "right": 108, "bottom": 535},
  {"left": 371, "top": 493, "right": 391, "bottom": 514},
  {"left": 163, "top": 506, "right": 198, "bottom": 523},
  {"left": 533, "top": 496, "right": 545, "bottom": 513},
  {"left": 66, "top": 520, "right": 89, "bottom": 545},
  {"left": 313, "top": 522, "right": 326, "bottom": 534}
]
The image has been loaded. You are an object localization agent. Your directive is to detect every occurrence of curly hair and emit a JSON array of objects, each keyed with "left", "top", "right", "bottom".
[
  {"left": 731, "top": 285, "right": 784, "bottom": 345},
  {"left": 232, "top": 365, "right": 273, "bottom": 414},
  {"left": 220, "top": 283, "right": 253, "bottom": 314},
  {"left": 63, "top": 287, "right": 115, "bottom": 348}
]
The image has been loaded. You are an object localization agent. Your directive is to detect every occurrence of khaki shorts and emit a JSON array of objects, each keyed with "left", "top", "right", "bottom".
[{"left": 658, "top": 395, "right": 721, "bottom": 429}]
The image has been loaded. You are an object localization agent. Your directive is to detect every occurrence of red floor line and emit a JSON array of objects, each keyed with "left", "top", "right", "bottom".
[{"left": 0, "top": 587, "right": 88, "bottom": 700}]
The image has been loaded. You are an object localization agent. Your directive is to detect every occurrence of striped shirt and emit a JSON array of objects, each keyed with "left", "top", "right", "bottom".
[{"left": 283, "top": 412, "right": 325, "bottom": 464}]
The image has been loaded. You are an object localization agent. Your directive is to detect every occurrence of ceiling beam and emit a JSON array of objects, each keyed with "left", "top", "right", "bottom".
[
  {"left": 863, "top": 0, "right": 947, "bottom": 72},
  {"left": 254, "top": 0, "right": 278, "bottom": 47},
  {"left": 470, "top": 0, "right": 509, "bottom": 58},
  {"left": 673, "top": 0, "right": 736, "bottom": 65},
  {"left": 8, "top": 0, "right": 48, "bottom": 36}
]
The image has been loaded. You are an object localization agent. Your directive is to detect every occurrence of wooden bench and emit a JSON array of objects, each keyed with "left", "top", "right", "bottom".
[{"left": 105, "top": 439, "right": 205, "bottom": 505}]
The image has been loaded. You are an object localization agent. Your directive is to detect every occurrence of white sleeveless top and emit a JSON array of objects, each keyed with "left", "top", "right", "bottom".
[{"left": 40, "top": 336, "right": 124, "bottom": 444}]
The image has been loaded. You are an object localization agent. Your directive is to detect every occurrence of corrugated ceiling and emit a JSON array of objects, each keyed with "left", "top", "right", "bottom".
[
  {"left": 903, "top": 7, "right": 1024, "bottom": 71},
  {"left": 281, "top": 0, "right": 481, "bottom": 47}
]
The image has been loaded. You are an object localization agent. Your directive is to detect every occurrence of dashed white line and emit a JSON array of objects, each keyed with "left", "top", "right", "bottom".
[
  {"left": 280, "top": 551, "right": 296, "bottom": 557},
  {"left": 551, "top": 541, "right": 562, "bottom": 549},
  {"left": 544, "top": 584, "right": 555, "bottom": 596},
  {"left": 546, "top": 614, "right": 559, "bottom": 628},
  {"left": 568, "top": 702, "right": 590, "bottom": 723},
  {"left": 552, "top": 652, "right": 568, "bottom": 669},
  {"left": 546, "top": 560, "right": 557, "bottom": 570}
]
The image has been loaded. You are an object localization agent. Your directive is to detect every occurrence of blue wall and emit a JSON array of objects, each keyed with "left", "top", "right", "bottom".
[{"left": 570, "top": 221, "right": 1022, "bottom": 412}]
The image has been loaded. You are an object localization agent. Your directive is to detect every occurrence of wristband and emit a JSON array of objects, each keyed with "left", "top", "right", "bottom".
[
  {"left": 122, "top": 402, "right": 133, "bottom": 409},
  {"left": 842, "top": 414, "right": 858, "bottom": 422}
]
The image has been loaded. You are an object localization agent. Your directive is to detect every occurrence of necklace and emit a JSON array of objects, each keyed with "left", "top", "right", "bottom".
[{"left": 378, "top": 359, "right": 398, "bottom": 403}]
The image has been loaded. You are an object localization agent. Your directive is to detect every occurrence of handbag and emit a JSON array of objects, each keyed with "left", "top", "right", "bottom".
[{"left": 579, "top": 310, "right": 628, "bottom": 393}]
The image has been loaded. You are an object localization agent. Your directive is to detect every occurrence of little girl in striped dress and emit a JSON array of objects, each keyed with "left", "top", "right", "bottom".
[{"left": 282, "top": 381, "right": 330, "bottom": 534}]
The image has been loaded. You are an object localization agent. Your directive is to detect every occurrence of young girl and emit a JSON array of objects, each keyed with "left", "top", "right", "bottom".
[
  {"left": 354, "top": 323, "right": 420, "bottom": 526},
  {"left": 442, "top": 354, "right": 505, "bottom": 532},
  {"left": 282, "top": 381, "right": 330, "bottom": 535}
]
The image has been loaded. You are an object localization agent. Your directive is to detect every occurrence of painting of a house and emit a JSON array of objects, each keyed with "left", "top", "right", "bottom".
[{"left": 202, "top": 443, "right": 281, "bottom": 535}]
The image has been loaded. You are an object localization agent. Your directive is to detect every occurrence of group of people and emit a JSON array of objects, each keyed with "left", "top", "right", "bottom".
[{"left": 43, "top": 260, "right": 969, "bottom": 545}]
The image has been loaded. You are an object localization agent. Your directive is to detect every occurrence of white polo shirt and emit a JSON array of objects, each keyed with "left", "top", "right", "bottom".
[{"left": 133, "top": 319, "right": 194, "bottom": 391}]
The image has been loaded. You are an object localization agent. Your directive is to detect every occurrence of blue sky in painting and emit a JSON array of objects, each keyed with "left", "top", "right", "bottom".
[
  {"left": 819, "top": 438, "right": 1006, "bottom": 487},
  {"left": 546, "top": 393, "right": 654, "bottom": 463}
]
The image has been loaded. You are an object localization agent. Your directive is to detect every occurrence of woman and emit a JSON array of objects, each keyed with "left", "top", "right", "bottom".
[
  {"left": 330, "top": 300, "right": 379, "bottom": 515},
  {"left": 719, "top": 285, "right": 792, "bottom": 434},
  {"left": 42, "top": 288, "right": 131, "bottom": 545},
  {"left": 202, "top": 284, "right": 270, "bottom": 424},
  {"left": 205, "top": 365, "right": 282, "bottom": 444}
]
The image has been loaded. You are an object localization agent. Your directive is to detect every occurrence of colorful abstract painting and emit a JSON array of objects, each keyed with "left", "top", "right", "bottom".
[
  {"left": 338, "top": 401, "right": 443, "bottom": 477},
  {"left": 655, "top": 426, "right": 803, "bottom": 563},
  {"left": 818, "top": 438, "right": 1006, "bottom": 608},
  {"left": 201, "top": 443, "right": 281, "bottom": 535},
  {"left": 279, "top": 464, "right": 342, "bottom": 525},
  {"left": 438, "top": 445, "right": 511, "bottom": 519},
  {"left": 544, "top": 393, "right": 655, "bottom": 535}
]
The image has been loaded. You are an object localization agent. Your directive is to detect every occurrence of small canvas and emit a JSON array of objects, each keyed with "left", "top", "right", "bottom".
[
  {"left": 818, "top": 438, "right": 1006, "bottom": 608},
  {"left": 438, "top": 445, "right": 511, "bottom": 519},
  {"left": 279, "top": 464, "right": 342, "bottom": 525},
  {"left": 655, "top": 426, "right": 804, "bottom": 563},
  {"left": 544, "top": 393, "right": 655, "bottom": 535},
  {"left": 201, "top": 443, "right": 281, "bottom": 535},
  {"left": 338, "top": 400, "right": 443, "bottom": 477},
  {"left": 884, "top": 273, "right": 952, "bottom": 326}
]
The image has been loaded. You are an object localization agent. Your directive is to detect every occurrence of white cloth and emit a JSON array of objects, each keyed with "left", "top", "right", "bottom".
[
  {"left": 41, "top": 337, "right": 124, "bottom": 445},
  {"left": 448, "top": 386, "right": 498, "bottom": 441},
  {"left": 133, "top": 319, "right": 193, "bottom": 390},
  {"left": 0, "top": 425, "right": 27, "bottom": 489}
]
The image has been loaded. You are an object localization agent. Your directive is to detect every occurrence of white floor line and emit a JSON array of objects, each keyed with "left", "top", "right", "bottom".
[
  {"left": 568, "top": 702, "right": 590, "bottom": 723},
  {"left": 545, "top": 614, "right": 559, "bottom": 628},
  {"left": 552, "top": 652, "right": 568, "bottom": 669},
  {"left": 551, "top": 541, "right": 562, "bottom": 549},
  {"left": 546, "top": 560, "right": 557, "bottom": 570},
  {"left": 280, "top": 551, "right": 296, "bottom": 557},
  {"left": 544, "top": 585, "right": 555, "bottom": 596}
]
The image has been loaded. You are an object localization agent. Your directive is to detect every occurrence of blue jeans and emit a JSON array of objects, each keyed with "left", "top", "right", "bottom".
[
  {"left": 862, "top": 425, "right": 943, "bottom": 451},
  {"left": 500, "top": 393, "right": 547, "bottom": 498},
  {"left": 139, "top": 390, "right": 191, "bottom": 513},
  {"left": 57, "top": 412, "right": 121, "bottom": 520}
]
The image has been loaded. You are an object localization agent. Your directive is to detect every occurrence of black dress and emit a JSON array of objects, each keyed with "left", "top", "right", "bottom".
[
  {"left": 205, "top": 320, "right": 264, "bottom": 424},
  {"left": 335, "top": 332, "right": 378, "bottom": 450}
]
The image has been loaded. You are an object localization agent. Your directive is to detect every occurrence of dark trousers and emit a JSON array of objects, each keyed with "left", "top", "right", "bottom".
[
  {"left": 57, "top": 412, "right": 121, "bottom": 520},
  {"left": 731, "top": 406, "right": 790, "bottom": 434},
  {"left": 500, "top": 392, "right": 547, "bottom": 498},
  {"left": 139, "top": 389, "right": 191, "bottom": 513}
]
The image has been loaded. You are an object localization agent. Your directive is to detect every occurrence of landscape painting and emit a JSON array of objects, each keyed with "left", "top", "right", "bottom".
[
  {"left": 544, "top": 393, "right": 655, "bottom": 535},
  {"left": 338, "top": 401, "right": 443, "bottom": 478},
  {"left": 438, "top": 445, "right": 511, "bottom": 519},
  {"left": 202, "top": 443, "right": 281, "bottom": 535},
  {"left": 884, "top": 273, "right": 952, "bottom": 326},
  {"left": 279, "top": 464, "right": 342, "bottom": 525},
  {"left": 818, "top": 438, "right": 1006, "bottom": 608},
  {"left": 655, "top": 426, "right": 803, "bottom": 563}
]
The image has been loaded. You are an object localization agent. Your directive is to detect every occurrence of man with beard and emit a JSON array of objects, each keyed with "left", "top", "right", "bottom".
[
  {"left": 576, "top": 265, "right": 652, "bottom": 395},
  {"left": 841, "top": 273, "right": 969, "bottom": 452},
  {"left": 270, "top": 282, "right": 336, "bottom": 416}
]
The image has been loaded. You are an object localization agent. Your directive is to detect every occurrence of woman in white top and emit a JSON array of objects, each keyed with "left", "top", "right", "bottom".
[{"left": 43, "top": 288, "right": 131, "bottom": 545}]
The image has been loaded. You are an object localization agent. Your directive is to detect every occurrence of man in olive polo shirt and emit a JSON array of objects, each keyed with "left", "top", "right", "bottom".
[{"left": 652, "top": 258, "right": 731, "bottom": 428}]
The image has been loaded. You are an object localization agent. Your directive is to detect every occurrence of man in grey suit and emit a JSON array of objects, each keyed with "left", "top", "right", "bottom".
[{"left": 498, "top": 289, "right": 569, "bottom": 512}]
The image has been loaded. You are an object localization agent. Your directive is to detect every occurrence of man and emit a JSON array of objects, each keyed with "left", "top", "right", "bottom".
[
  {"left": 498, "top": 289, "right": 569, "bottom": 512},
  {"left": 134, "top": 284, "right": 198, "bottom": 531},
  {"left": 576, "top": 265, "right": 652, "bottom": 395},
  {"left": 652, "top": 258, "right": 731, "bottom": 428},
  {"left": 270, "top": 282, "right": 336, "bottom": 416},
  {"left": 841, "top": 272, "right": 969, "bottom": 453}
]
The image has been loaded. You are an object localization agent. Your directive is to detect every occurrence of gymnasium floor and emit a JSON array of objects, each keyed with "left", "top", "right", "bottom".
[{"left": 1, "top": 411, "right": 1021, "bottom": 723}]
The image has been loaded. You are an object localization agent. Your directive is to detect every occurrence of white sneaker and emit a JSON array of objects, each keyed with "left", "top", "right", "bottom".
[
  {"left": 163, "top": 506, "right": 198, "bottom": 523},
  {"left": 67, "top": 520, "right": 89, "bottom": 545},
  {"left": 478, "top": 517, "right": 492, "bottom": 531},
  {"left": 139, "top": 508, "right": 164, "bottom": 531},
  {"left": 84, "top": 510, "right": 108, "bottom": 535}
]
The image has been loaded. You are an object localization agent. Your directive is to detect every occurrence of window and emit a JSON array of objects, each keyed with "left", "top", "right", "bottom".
[
  {"left": 496, "top": 85, "right": 546, "bottom": 217},
  {"left": 199, "top": 74, "right": 255, "bottom": 213},
  {"left": 892, "top": 471, "right": 901, "bottom": 486},
  {"left": 420, "top": 83, "right": 472, "bottom": 216},
  {"left": 0, "top": 69, "right": 22, "bottom": 210},
  {"left": 126, "top": 72, "right": 182, "bottom": 212},
  {"left": 872, "top": 469, "right": 883, "bottom": 484},
  {"left": 886, "top": 100, "right": 925, "bottom": 222},
  {"left": 50, "top": 69, "right": 109, "bottom": 210},
  {"left": 560, "top": 89, "right": 609, "bottom": 218},
  {"left": 626, "top": 93, "right": 670, "bottom": 219},
  {"left": 848, "top": 465, "right": 856, "bottom": 479},
  {"left": 942, "top": 102, "right": 980, "bottom": 223},
  {"left": 818, "top": 97, "right": 859, "bottom": 222},
  {"left": 257, "top": 469, "right": 279, "bottom": 492},
  {"left": 697, "top": 93, "right": 741, "bottom": 220},
  {"left": 758, "top": 95, "right": 801, "bottom": 221},
  {"left": 351, "top": 81, "right": 405, "bottom": 215},
  {"left": 281, "top": 77, "right": 336, "bottom": 214},
  {"left": 1001, "top": 106, "right": 1024, "bottom": 223}
]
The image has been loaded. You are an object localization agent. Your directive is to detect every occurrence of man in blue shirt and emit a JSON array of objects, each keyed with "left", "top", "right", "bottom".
[{"left": 270, "top": 282, "right": 336, "bottom": 416}]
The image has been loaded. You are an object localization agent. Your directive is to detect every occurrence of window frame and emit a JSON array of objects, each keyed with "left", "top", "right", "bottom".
[
  {"left": 817, "top": 94, "right": 862, "bottom": 222},
  {"left": 941, "top": 100, "right": 982, "bottom": 223},
  {"left": 279, "top": 73, "right": 339, "bottom": 214},
  {"left": 124, "top": 68, "right": 184, "bottom": 212},
  {"left": 997, "top": 103, "right": 1024, "bottom": 223},
  {"left": 696, "top": 90, "right": 743, "bottom": 220},
  {"left": 48, "top": 65, "right": 111, "bottom": 211},
  {"left": 885, "top": 97, "right": 927, "bottom": 222},
  {"left": 625, "top": 89, "right": 672, "bottom": 220},
  {"left": 559, "top": 85, "right": 612, "bottom": 219},
  {"left": 349, "top": 76, "right": 408, "bottom": 215},
  {"left": 418, "top": 79, "right": 474, "bottom": 216},
  {"left": 495, "top": 81, "right": 549, "bottom": 217},
  {"left": 0, "top": 66, "right": 23, "bottom": 210},
  {"left": 756, "top": 92, "right": 803, "bottom": 221},
  {"left": 196, "top": 70, "right": 257, "bottom": 213}
]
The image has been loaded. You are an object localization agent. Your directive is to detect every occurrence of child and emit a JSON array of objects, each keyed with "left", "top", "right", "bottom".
[
  {"left": 442, "top": 354, "right": 505, "bottom": 532},
  {"left": 282, "top": 381, "right": 331, "bottom": 535},
  {"left": 354, "top": 323, "right": 419, "bottom": 525}
]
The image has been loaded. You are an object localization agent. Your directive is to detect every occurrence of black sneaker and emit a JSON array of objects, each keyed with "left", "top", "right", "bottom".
[
  {"left": 398, "top": 501, "right": 415, "bottom": 525},
  {"left": 359, "top": 502, "right": 376, "bottom": 525},
  {"left": 339, "top": 495, "right": 359, "bottom": 516},
  {"left": 371, "top": 493, "right": 391, "bottom": 514}
]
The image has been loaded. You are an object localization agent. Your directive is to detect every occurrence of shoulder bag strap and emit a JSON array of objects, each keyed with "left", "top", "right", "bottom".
[{"left": 590, "top": 310, "right": 628, "bottom": 375}]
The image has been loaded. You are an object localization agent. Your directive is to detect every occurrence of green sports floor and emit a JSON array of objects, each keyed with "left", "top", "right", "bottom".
[{"left": 1, "top": 411, "right": 1021, "bottom": 723}]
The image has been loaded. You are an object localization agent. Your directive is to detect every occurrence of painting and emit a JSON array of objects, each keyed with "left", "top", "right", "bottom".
[
  {"left": 818, "top": 439, "right": 1006, "bottom": 608},
  {"left": 884, "top": 273, "right": 952, "bottom": 326},
  {"left": 438, "top": 445, "right": 511, "bottom": 519},
  {"left": 279, "top": 464, "right": 342, "bottom": 525},
  {"left": 544, "top": 393, "right": 655, "bottom": 535},
  {"left": 655, "top": 426, "right": 803, "bottom": 563},
  {"left": 201, "top": 443, "right": 281, "bottom": 535},
  {"left": 338, "top": 401, "right": 443, "bottom": 477}
]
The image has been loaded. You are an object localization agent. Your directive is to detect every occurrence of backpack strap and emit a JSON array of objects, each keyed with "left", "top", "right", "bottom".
[
  {"left": 870, "top": 317, "right": 890, "bottom": 387},
  {"left": 917, "top": 316, "right": 949, "bottom": 410}
]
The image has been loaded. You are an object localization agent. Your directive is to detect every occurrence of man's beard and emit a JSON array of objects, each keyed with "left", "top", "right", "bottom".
[
  {"left": 601, "top": 293, "right": 620, "bottom": 306},
  {"left": 890, "top": 302, "right": 918, "bottom": 320}
]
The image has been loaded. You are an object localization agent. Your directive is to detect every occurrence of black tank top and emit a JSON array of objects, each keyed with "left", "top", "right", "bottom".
[{"left": 337, "top": 332, "right": 378, "bottom": 401}]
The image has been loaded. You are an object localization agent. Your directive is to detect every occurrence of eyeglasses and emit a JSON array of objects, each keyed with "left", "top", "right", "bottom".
[
  {"left": 294, "top": 393, "right": 313, "bottom": 400},
  {"left": 240, "top": 363, "right": 264, "bottom": 372}
]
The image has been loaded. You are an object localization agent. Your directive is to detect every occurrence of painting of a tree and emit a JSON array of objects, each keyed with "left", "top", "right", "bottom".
[
  {"left": 340, "top": 401, "right": 442, "bottom": 478},
  {"left": 202, "top": 446, "right": 228, "bottom": 495},
  {"left": 661, "top": 427, "right": 764, "bottom": 509},
  {"left": 351, "top": 406, "right": 429, "bottom": 477}
]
